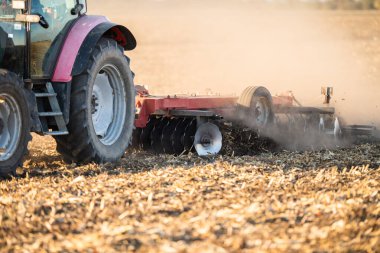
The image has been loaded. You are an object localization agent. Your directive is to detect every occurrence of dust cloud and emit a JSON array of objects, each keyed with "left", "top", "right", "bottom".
[{"left": 88, "top": 0, "right": 380, "bottom": 128}]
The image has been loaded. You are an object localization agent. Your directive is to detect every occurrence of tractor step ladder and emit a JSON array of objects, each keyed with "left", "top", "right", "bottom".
[{"left": 36, "top": 83, "right": 69, "bottom": 136}]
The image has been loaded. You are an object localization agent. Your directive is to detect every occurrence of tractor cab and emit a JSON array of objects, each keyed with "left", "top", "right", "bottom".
[{"left": 0, "top": 0, "right": 86, "bottom": 80}]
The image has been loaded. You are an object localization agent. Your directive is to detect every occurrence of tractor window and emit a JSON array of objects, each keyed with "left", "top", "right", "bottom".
[
  {"left": 0, "top": 0, "right": 19, "bottom": 20},
  {"left": 30, "top": 0, "right": 78, "bottom": 79},
  {"left": 0, "top": 0, "right": 26, "bottom": 77}
]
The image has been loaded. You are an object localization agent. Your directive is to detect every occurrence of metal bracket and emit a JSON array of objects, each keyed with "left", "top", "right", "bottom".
[
  {"left": 321, "top": 87, "right": 334, "bottom": 105},
  {"left": 15, "top": 14, "right": 40, "bottom": 23}
]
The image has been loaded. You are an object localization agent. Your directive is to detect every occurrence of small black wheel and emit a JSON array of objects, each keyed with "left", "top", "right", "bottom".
[
  {"left": 237, "top": 86, "right": 274, "bottom": 129},
  {"left": 0, "top": 70, "right": 32, "bottom": 178},
  {"left": 55, "top": 39, "right": 135, "bottom": 164}
]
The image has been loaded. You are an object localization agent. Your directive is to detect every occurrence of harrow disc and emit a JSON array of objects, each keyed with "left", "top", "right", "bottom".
[
  {"left": 182, "top": 119, "right": 197, "bottom": 152},
  {"left": 161, "top": 118, "right": 181, "bottom": 154},
  {"left": 140, "top": 117, "right": 159, "bottom": 150},
  {"left": 194, "top": 123, "right": 223, "bottom": 156},
  {"left": 304, "top": 114, "right": 320, "bottom": 133},
  {"left": 171, "top": 118, "right": 191, "bottom": 155},
  {"left": 334, "top": 117, "right": 342, "bottom": 139},
  {"left": 151, "top": 117, "right": 170, "bottom": 153},
  {"left": 132, "top": 128, "right": 142, "bottom": 147}
]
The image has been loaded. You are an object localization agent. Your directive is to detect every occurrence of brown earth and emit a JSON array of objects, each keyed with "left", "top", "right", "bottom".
[
  {"left": 1, "top": 2, "right": 380, "bottom": 252},
  {"left": 0, "top": 135, "right": 379, "bottom": 252}
]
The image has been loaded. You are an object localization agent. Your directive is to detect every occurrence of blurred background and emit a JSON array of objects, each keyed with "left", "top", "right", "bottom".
[{"left": 88, "top": 0, "right": 380, "bottom": 127}]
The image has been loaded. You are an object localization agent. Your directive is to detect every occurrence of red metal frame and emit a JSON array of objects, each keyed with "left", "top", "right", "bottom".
[
  {"left": 135, "top": 96, "right": 236, "bottom": 128},
  {"left": 135, "top": 93, "right": 294, "bottom": 128}
]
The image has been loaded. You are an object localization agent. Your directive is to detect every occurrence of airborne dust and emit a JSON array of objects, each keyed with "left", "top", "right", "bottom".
[{"left": 89, "top": 0, "right": 380, "bottom": 132}]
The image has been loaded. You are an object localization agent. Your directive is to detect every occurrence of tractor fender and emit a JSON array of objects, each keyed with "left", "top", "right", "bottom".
[
  {"left": 52, "top": 15, "right": 136, "bottom": 83},
  {"left": 71, "top": 22, "right": 136, "bottom": 77}
]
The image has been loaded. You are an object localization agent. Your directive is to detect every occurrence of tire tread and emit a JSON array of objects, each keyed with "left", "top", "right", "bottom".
[{"left": 0, "top": 70, "right": 32, "bottom": 178}]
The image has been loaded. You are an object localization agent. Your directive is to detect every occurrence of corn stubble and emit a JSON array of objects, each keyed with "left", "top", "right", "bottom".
[{"left": 0, "top": 134, "right": 379, "bottom": 252}]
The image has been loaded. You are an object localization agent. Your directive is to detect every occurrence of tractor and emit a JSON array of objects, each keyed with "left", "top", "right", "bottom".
[{"left": 0, "top": 0, "right": 136, "bottom": 177}]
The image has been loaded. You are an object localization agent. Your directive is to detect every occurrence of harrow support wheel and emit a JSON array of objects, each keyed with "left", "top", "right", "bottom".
[
  {"left": 237, "top": 86, "right": 274, "bottom": 129},
  {"left": 0, "top": 70, "right": 32, "bottom": 178},
  {"left": 55, "top": 39, "right": 135, "bottom": 164}
]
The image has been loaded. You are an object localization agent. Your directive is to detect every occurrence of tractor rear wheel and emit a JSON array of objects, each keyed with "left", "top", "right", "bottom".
[
  {"left": 0, "top": 70, "right": 31, "bottom": 178},
  {"left": 55, "top": 39, "right": 135, "bottom": 164}
]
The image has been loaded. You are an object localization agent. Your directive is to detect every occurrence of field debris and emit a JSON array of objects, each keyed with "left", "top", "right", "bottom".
[{"left": 0, "top": 134, "right": 379, "bottom": 252}]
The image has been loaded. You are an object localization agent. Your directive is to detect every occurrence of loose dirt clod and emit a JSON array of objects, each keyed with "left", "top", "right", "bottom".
[{"left": 0, "top": 134, "right": 379, "bottom": 252}]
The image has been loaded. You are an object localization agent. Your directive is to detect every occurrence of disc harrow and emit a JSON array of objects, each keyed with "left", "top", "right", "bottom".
[{"left": 132, "top": 85, "right": 378, "bottom": 156}]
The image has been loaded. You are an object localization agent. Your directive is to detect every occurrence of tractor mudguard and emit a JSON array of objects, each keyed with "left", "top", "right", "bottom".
[
  {"left": 71, "top": 22, "right": 136, "bottom": 77},
  {"left": 52, "top": 15, "right": 136, "bottom": 83}
]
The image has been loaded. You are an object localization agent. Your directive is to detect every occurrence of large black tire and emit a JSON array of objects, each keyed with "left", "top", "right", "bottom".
[
  {"left": 55, "top": 39, "right": 135, "bottom": 164},
  {"left": 237, "top": 86, "right": 274, "bottom": 129},
  {"left": 0, "top": 70, "right": 32, "bottom": 178}
]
